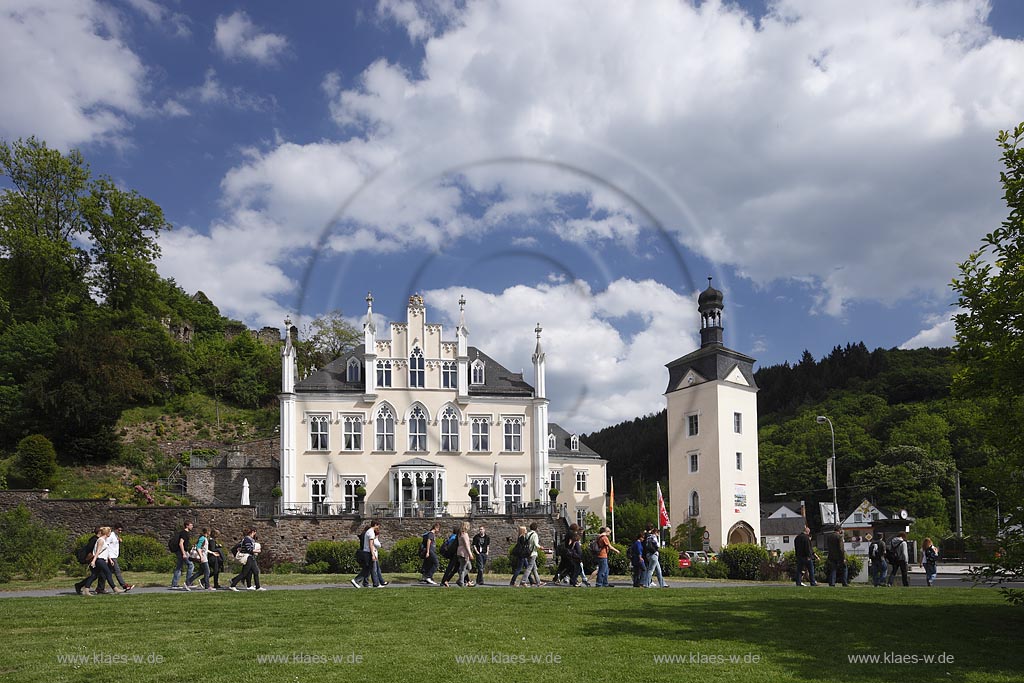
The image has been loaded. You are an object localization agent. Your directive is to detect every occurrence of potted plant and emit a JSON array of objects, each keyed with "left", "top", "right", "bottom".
[
  {"left": 271, "top": 486, "right": 283, "bottom": 499},
  {"left": 468, "top": 486, "right": 480, "bottom": 513},
  {"left": 549, "top": 487, "right": 559, "bottom": 503}
]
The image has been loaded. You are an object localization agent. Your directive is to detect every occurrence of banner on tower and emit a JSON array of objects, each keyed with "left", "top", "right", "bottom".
[{"left": 733, "top": 483, "right": 747, "bottom": 512}]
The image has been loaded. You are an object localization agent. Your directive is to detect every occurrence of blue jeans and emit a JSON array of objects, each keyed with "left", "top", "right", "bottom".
[
  {"left": 828, "top": 559, "right": 848, "bottom": 586},
  {"left": 596, "top": 557, "right": 610, "bottom": 586},
  {"left": 871, "top": 560, "right": 887, "bottom": 586},
  {"left": 171, "top": 555, "right": 194, "bottom": 587},
  {"left": 188, "top": 561, "right": 210, "bottom": 588},
  {"left": 644, "top": 553, "right": 665, "bottom": 587},
  {"left": 795, "top": 557, "right": 816, "bottom": 585},
  {"left": 924, "top": 562, "right": 937, "bottom": 586}
]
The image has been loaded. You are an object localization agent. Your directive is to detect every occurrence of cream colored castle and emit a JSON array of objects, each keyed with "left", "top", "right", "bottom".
[
  {"left": 665, "top": 280, "right": 761, "bottom": 550},
  {"left": 278, "top": 294, "right": 606, "bottom": 525}
]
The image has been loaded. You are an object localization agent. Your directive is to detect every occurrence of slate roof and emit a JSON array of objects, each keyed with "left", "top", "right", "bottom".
[
  {"left": 761, "top": 517, "right": 806, "bottom": 536},
  {"left": 294, "top": 344, "right": 535, "bottom": 397},
  {"left": 761, "top": 501, "right": 803, "bottom": 517},
  {"left": 665, "top": 344, "right": 758, "bottom": 394},
  {"left": 547, "top": 422, "right": 604, "bottom": 461}
]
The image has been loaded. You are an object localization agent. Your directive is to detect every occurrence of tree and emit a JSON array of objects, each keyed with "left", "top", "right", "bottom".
[
  {"left": 952, "top": 122, "right": 1024, "bottom": 603},
  {"left": 296, "top": 310, "right": 360, "bottom": 376},
  {"left": 10, "top": 434, "right": 57, "bottom": 489}
]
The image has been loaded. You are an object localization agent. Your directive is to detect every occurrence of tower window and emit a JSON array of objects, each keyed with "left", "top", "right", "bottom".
[
  {"left": 736, "top": 452, "right": 743, "bottom": 470},
  {"left": 687, "top": 414, "right": 699, "bottom": 437},
  {"left": 689, "top": 452, "right": 699, "bottom": 473},
  {"left": 734, "top": 412, "right": 742, "bottom": 434},
  {"left": 689, "top": 490, "right": 700, "bottom": 517}
]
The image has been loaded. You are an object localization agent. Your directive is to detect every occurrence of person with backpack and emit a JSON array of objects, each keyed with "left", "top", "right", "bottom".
[
  {"left": 826, "top": 527, "right": 848, "bottom": 587},
  {"left": 643, "top": 525, "right": 667, "bottom": 588},
  {"left": 886, "top": 532, "right": 910, "bottom": 587},
  {"left": 78, "top": 526, "right": 119, "bottom": 596},
  {"left": 229, "top": 528, "right": 265, "bottom": 591},
  {"left": 793, "top": 526, "right": 818, "bottom": 587},
  {"left": 509, "top": 526, "right": 531, "bottom": 586},
  {"left": 418, "top": 522, "right": 441, "bottom": 585},
  {"left": 352, "top": 520, "right": 382, "bottom": 588},
  {"left": 170, "top": 521, "right": 196, "bottom": 591},
  {"left": 207, "top": 529, "right": 225, "bottom": 589},
  {"left": 594, "top": 526, "right": 618, "bottom": 587},
  {"left": 868, "top": 533, "right": 887, "bottom": 587},
  {"left": 629, "top": 531, "right": 647, "bottom": 587},
  {"left": 551, "top": 524, "right": 581, "bottom": 584},
  {"left": 472, "top": 524, "right": 490, "bottom": 586},
  {"left": 106, "top": 523, "right": 134, "bottom": 592},
  {"left": 565, "top": 530, "right": 584, "bottom": 586},
  {"left": 921, "top": 537, "right": 940, "bottom": 587},
  {"left": 439, "top": 524, "right": 461, "bottom": 587},
  {"left": 517, "top": 522, "right": 547, "bottom": 587}
]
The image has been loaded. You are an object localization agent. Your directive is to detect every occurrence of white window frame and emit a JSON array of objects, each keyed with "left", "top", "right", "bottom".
[
  {"left": 471, "top": 359, "right": 485, "bottom": 385},
  {"left": 503, "top": 416, "right": 523, "bottom": 452},
  {"left": 441, "top": 361, "right": 457, "bottom": 389},
  {"left": 408, "top": 405, "right": 427, "bottom": 452},
  {"left": 375, "top": 405, "right": 395, "bottom": 451},
  {"left": 309, "top": 476, "right": 327, "bottom": 506},
  {"left": 470, "top": 477, "right": 491, "bottom": 509},
  {"left": 341, "top": 476, "right": 365, "bottom": 513},
  {"left": 309, "top": 414, "right": 330, "bottom": 451},
  {"left": 549, "top": 469, "right": 561, "bottom": 493},
  {"left": 376, "top": 360, "right": 392, "bottom": 388},
  {"left": 342, "top": 414, "right": 363, "bottom": 451},
  {"left": 409, "top": 348, "right": 425, "bottom": 388},
  {"left": 347, "top": 358, "right": 361, "bottom": 383},
  {"left": 503, "top": 477, "right": 523, "bottom": 504},
  {"left": 575, "top": 470, "right": 588, "bottom": 493},
  {"left": 548, "top": 433, "right": 556, "bottom": 450},
  {"left": 736, "top": 451, "right": 743, "bottom": 471},
  {"left": 570, "top": 434, "right": 579, "bottom": 451},
  {"left": 576, "top": 507, "right": 587, "bottom": 528},
  {"left": 471, "top": 417, "right": 490, "bottom": 452},
  {"left": 687, "top": 413, "right": 699, "bottom": 437},
  {"left": 440, "top": 406, "right": 459, "bottom": 452}
]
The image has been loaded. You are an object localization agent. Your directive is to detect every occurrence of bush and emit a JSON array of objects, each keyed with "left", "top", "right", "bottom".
[
  {"left": 779, "top": 550, "right": 861, "bottom": 582},
  {"left": 705, "top": 561, "right": 729, "bottom": 579},
  {"left": 119, "top": 534, "right": 177, "bottom": 573},
  {"left": 0, "top": 506, "right": 68, "bottom": 581},
  {"left": 380, "top": 537, "right": 424, "bottom": 573},
  {"left": 305, "top": 540, "right": 360, "bottom": 574},
  {"left": 658, "top": 546, "right": 680, "bottom": 577},
  {"left": 607, "top": 543, "right": 630, "bottom": 575},
  {"left": 271, "top": 561, "right": 300, "bottom": 574},
  {"left": 719, "top": 543, "right": 770, "bottom": 580},
  {"left": 489, "top": 554, "right": 511, "bottom": 574},
  {"left": 303, "top": 561, "right": 329, "bottom": 574},
  {"left": 10, "top": 435, "right": 58, "bottom": 489}
]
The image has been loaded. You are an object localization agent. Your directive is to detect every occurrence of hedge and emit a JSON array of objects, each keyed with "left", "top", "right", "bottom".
[
  {"left": 718, "top": 543, "right": 770, "bottom": 580},
  {"left": 305, "top": 540, "right": 360, "bottom": 574}
]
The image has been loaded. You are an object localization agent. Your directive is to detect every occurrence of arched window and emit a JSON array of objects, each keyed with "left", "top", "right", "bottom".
[
  {"left": 375, "top": 405, "right": 395, "bottom": 451},
  {"left": 548, "top": 433, "right": 556, "bottom": 450},
  {"left": 409, "top": 348, "right": 424, "bottom": 388},
  {"left": 347, "top": 358, "right": 361, "bottom": 383},
  {"left": 471, "top": 359, "right": 485, "bottom": 385},
  {"left": 570, "top": 434, "right": 579, "bottom": 451},
  {"left": 408, "top": 405, "right": 427, "bottom": 451},
  {"left": 689, "top": 490, "right": 700, "bottom": 517},
  {"left": 440, "top": 406, "right": 459, "bottom": 452}
]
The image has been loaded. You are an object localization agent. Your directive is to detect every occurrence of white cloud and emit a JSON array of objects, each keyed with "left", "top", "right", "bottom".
[
  {"left": 0, "top": 0, "right": 147, "bottom": 148},
  {"left": 124, "top": 0, "right": 190, "bottom": 38},
  {"left": 172, "top": 68, "right": 275, "bottom": 113},
  {"left": 424, "top": 279, "right": 699, "bottom": 432},
  {"left": 214, "top": 11, "right": 289, "bottom": 65},
  {"left": 900, "top": 312, "right": 957, "bottom": 349},
  {"left": 201, "top": 0, "right": 1024, "bottom": 328}
]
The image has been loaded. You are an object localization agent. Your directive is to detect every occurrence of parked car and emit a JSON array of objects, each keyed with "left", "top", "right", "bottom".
[
  {"left": 685, "top": 550, "right": 710, "bottom": 564},
  {"left": 678, "top": 555, "right": 692, "bottom": 569}
]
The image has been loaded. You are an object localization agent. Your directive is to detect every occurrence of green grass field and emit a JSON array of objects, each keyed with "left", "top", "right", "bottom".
[{"left": 0, "top": 583, "right": 1020, "bottom": 683}]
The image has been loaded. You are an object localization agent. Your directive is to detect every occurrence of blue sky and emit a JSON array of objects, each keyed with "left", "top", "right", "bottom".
[{"left": 3, "top": 0, "right": 1024, "bottom": 432}]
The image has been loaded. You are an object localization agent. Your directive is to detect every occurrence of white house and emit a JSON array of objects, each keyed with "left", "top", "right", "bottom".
[
  {"left": 761, "top": 501, "right": 807, "bottom": 553},
  {"left": 665, "top": 279, "right": 762, "bottom": 551},
  {"left": 278, "top": 293, "right": 607, "bottom": 521}
]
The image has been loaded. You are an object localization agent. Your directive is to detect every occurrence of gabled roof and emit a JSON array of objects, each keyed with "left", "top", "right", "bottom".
[
  {"left": 665, "top": 344, "right": 758, "bottom": 394},
  {"left": 547, "top": 423, "right": 604, "bottom": 461},
  {"left": 761, "top": 501, "right": 803, "bottom": 518},
  {"left": 467, "top": 347, "right": 534, "bottom": 397}
]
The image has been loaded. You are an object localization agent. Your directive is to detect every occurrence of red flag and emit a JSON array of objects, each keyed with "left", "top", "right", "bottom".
[
  {"left": 657, "top": 482, "right": 670, "bottom": 528},
  {"left": 609, "top": 477, "right": 615, "bottom": 513}
]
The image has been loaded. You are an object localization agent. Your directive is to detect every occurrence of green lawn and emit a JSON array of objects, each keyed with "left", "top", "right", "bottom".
[{"left": 0, "top": 586, "right": 1019, "bottom": 683}]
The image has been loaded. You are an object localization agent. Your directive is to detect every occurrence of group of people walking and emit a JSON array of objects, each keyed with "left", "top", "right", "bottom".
[
  {"left": 74, "top": 523, "right": 135, "bottom": 596},
  {"left": 794, "top": 526, "right": 939, "bottom": 588}
]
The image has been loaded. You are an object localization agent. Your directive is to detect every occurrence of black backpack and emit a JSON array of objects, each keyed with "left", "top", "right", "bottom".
[
  {"left": 886, "top": 538, "right": 903, "bottom": 564},
  {"left": 419, "top": 532, "right": 430, "bottom": 559},
  {"left": 512, "top": 535, "right": 529, "bottom": 559},
  {"left": 644, "top": 534, "right": 659, "bottom": 555},
  {"left": 168, "top": 533, "right": 179, "bottom": 553},
  {"left": 588, "top": 537, "right": 601, "bottom": 556},
  {"left": 76, "top": 535, "right": 97, "bottom": 564},
  {"left": 440, "top": 534, "right": 458, "bottom": 560}
]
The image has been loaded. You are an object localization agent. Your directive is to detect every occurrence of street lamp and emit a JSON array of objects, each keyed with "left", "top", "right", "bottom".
[
  {"left": 980, "top": 486, "right": 1001, "bottom": 536},
  {"left": 816, "top": 415, "right": 840, "bottom": 531}
]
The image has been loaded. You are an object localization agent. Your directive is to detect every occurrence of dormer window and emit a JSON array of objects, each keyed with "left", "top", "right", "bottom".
[
  {"left": 471, "top": 359, "right": 485, "bottom": 385},
  {"left": 409, "top": 348, "right": 424, "bottom": 388},
  {"left": 570, "top": 434, "right": 579, "bottom": 451},
  {"left": 548, "top": 433, "right": 556, "bottom": 450},
  {"left": 347, "top": 358, "right": 361, "bottom": 383}
]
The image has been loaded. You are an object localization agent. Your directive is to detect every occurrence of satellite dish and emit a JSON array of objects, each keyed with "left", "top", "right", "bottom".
[{"left": 899, "top": 509, "right": 908, "bottom": 520}]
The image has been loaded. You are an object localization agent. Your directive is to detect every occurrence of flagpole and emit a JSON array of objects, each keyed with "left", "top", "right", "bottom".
[{"left": 610, "top": 476, "right": 616, "bottom": 544}]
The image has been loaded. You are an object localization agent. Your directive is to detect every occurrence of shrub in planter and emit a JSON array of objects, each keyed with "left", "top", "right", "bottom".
[
  {"left": 305, "top": 540, "right": 360, "bottom": 574},
  {"left": 380, "top": 537, "right": 424, "bottom": 572},
  {"left": 718, "top": 543, "right": 770, "bottom": 580}
]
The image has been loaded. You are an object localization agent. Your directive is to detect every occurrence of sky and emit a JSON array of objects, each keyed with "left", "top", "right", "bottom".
[{"left": 2, "top": 0, "right": 1024, "bottom": 434}]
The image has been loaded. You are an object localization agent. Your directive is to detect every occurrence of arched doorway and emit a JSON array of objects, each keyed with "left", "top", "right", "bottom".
[{"left": 727, "top": 521, "right": 756, "bottom": 545}]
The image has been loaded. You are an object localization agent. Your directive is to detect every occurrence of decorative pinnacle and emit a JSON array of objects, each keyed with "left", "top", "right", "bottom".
[
  {"left": 535, "top": 323, "right": 542, "bottom": 338},
  {"left": 459, "top": 295, "right": 466, "bottom": 311},
  {"left": 707, "top": 276, "right": 713, "bottom": 287},
  {"left": 366, "top": 291, "right": 374, "bottom": 307},
  {"left": 284, "top": 316, "right": 292, "bottom": 328}
]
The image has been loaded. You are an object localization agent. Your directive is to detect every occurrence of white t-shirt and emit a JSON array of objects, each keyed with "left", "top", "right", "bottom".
[
  {"left": 107, "top": 531, "right": 121, "bottom": 559},
  {"left": 363, "top": 527, "right": 376, "bottom": 553}
]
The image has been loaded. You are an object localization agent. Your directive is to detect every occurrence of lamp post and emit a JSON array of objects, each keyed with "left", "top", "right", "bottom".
[
  {"left": 816, "top": 415, "right": 839, "bottom": 531},
  {"left": 980, "top": 486, "right": 1001, "bottom": 537}
]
